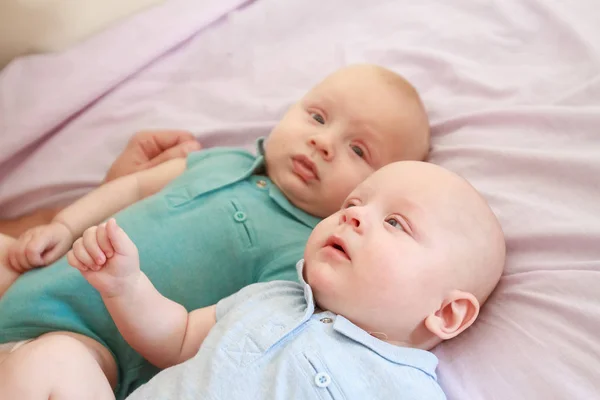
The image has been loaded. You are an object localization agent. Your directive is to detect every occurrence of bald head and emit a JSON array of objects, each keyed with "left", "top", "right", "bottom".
[
  {"left": 369, "top": 161, "right": 506, "bottom": 304},
  {"left": 308, "top": 64, "right": 430, "bottom": 162},
  {"left": 431, "top": 167, "right": 506, "bottom": 304}
]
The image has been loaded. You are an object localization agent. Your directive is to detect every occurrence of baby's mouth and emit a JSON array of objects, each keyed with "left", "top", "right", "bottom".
[
  {"left": 324, "top": 235, "right": 350, "bottom": 260},
  {"left": 292, "top": 155, "right": 319, "bottom": 181}
]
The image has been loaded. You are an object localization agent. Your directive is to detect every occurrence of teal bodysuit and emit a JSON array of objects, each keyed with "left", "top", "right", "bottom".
[{"left": 0, "top": 140, "right": 319, "bottom": 399}]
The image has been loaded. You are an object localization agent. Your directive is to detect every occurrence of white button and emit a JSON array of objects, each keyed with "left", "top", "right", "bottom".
[
  {"left": 233, "top": 211, "right": 247, "bottom": 222},
  {"left": 320, "top": 317, "right": 333, "bottom": 324},
  {"left": 256, "top": 179, "right": 267, "bottom": 188},
  {"left": 314, "top": 372, "right": 331, "bottom": 388}
]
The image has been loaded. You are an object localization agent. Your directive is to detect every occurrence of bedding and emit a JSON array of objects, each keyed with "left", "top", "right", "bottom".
[
  {"left": 0, "top": 0, "right": 599, "bottom": 398},
  {"left": 0, "top": 0, "right": 165, "bottom": 68}
]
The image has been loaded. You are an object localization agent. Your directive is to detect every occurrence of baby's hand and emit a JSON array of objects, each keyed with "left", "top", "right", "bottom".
[
  {"left": 7, "top": 222, "right": 73, "bottom": 272},
  {"left": 67, "top": 218, "right": 140, "bottom": 298}
]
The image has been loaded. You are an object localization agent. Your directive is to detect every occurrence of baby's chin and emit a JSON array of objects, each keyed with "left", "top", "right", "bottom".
[
  {"left": 271, "top": 177, "right": 326, "bottom": 218},
  {"left": 298, "top": 196, "right": 340, "bottom": 219},
  {"left": 289, "top": 195, "right": 329, "bottom": 219},
  {"left": 274, "top": 173, "right": 340, "bottom": 219}
]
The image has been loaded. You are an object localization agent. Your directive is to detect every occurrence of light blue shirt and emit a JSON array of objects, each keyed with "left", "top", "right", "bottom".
[{"left": 127, "top": 261, "right": 446, "bottom": 400}]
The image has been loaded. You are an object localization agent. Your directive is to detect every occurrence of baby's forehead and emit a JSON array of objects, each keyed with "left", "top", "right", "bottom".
[
  {"left": 310, "top": 67, "right": 410, "bottom": 98},
  {"left": 355, "top": 162, "right": 474, "bottom": 207},
  {"left": 367, "top": 161, "right": 452, "bottom": 184}
]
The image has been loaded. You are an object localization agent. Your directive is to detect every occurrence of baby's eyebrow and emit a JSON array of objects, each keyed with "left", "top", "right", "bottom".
[{"left": 305, "top": 92, "right": 334, "bottom": 109}]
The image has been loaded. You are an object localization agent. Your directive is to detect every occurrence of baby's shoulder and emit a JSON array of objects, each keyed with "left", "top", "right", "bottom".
[{"left": 217, "top": 280, "right": 305, "bottom": 319}]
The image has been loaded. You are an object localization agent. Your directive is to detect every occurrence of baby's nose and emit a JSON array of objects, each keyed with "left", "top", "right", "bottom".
[
  {"left": 309, "top": 136, "right": 334, "bottom": 160},
  {"left": 340, "top": 210, "right": 361, "bottom": 229}
]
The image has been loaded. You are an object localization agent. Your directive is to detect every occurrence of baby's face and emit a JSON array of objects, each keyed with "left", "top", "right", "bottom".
[
  {"left": 303, "top": 161, "right": 505, "bottom": 346},
  {"left": 265, "top": 65, "right": 429, "bottom": 218}
]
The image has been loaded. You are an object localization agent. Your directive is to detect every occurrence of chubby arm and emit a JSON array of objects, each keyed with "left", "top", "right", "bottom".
[
  {"left": 104, "top": 273, "right": 217, "bottom": 369},
  {"left": 55, "top": 158, "right": 186, "bottom": 239},
  {"left": 0, "top": 130, "right": 200, "bottom": 239},
  {"left": 6, "top": 159, "right": 187, "bottom": 272},
  {"left": 67, "top": 218, "right": 215, "bottom": 369}
]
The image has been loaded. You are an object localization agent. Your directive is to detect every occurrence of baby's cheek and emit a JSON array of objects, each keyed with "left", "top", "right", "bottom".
[
  {"left": 310, "top": 265, "right": 333, "bottom": 290},
  {"left": 331, "top": 175, "right": 362, "bottom": 204},
  {"left": 307, "top": 268, "right": 339, "bottom": 305},
  {"left": 344, "top": 165, "right": 374, "bottom": 192},
  {"left": 366, "top": 254, "right": 405, "bottom": 285}
]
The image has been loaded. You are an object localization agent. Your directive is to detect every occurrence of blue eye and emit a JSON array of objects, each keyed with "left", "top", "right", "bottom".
[
  {"left": 385, "top": 217, "right": 404, "bottom": 230},
  {"left": 351, "top": 145, "right": 365, "bottom": 158},
  {"left": 311, "top": 113, "right": 325, "bottom": 124}
]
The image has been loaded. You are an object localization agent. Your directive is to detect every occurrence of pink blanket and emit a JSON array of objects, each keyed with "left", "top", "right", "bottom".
[
  {"left": 1, "top": 0, "right": 599, "bottom": 398},
  {"left": 0, "top": 0, "right": 254, "bottom": 215}
]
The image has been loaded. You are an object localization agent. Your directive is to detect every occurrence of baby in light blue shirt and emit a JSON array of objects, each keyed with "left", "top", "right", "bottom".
[{"left": 70, "top": 160, "right": 506, "bottom": 399}]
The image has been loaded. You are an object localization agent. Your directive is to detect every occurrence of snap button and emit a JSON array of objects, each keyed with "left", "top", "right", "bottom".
[
  {"left": 233, "top": 211, "right": 247, "bottom": 222},
  {"left": 314, "top": 372, "right": 331, "bottom": 388},
  {"left": 320, "top": 317, "right": 333, "bottom": 324},
  {"left": 256, "top": 179, "right": 267, "bottom": 188}
]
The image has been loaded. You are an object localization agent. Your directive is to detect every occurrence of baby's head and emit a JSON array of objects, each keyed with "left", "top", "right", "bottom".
[
  {"left": 265, "top": 64, "right": 429, "bottom": 218},
  {"left": 303, "top": 161, "right": 506, "bottom": 350}
]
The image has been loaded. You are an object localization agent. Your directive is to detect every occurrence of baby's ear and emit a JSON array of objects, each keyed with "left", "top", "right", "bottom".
[{"left": 424, "top": 291, "right": 480, "bottom": 341}]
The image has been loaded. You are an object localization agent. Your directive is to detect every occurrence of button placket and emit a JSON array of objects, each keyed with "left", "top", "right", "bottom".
[
  {"left": 303, "top": 351, "right": 340, "bottom": 395},
  {"left": 229, "top": 199, "right": 254, "bottom": 248}
]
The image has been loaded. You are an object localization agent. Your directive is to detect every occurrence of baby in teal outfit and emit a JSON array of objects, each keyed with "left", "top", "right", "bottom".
[{"left": 0, "top": 64, "right": 430, "bottom": 399}]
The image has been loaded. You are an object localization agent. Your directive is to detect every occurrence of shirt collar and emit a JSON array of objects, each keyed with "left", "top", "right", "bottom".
[
  {"left": 248, "top": 137, "right": 268, "bottom": 175},
  {"left": 296, "top": 259, "right": 439, "bottom": 380},
  {"left": 296, "top": 260, "right": 315, "bottom": 311},
  {"left": 256, "top": 137, "right": 266, "bottom": 156}
]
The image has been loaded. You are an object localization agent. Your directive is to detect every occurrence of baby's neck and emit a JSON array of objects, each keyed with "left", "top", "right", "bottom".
[
  {"left": 315, "top": 305, "right": 435, "bottom": 350},
  {"left": 314, "top": 307, "right": 410, "bottom": 347}
]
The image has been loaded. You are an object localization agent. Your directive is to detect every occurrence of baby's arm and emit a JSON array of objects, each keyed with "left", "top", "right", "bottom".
[
  {"left": 68, "top": 219, "right": 216, "bottom": 369},
  {"left": 55, "top": 158, "right": 186, "bottom": 239},
  {"left": 105, "top": 274, "right": 216, "bottom": 369},
  {"left": 6, "top": 158, "right": 186, "bottom": 271}
]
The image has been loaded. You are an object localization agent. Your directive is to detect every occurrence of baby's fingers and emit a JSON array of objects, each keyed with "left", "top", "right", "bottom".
[
  {"left": 71, "top": 237, "right": 97, "bottom": 271},
  {"left": 13, "top": 232, "right": 34, "bottom": 271},
  {"left": 106, "top": 219, "right": 136, "bottom": 256},
  {"left": 7, "top": 242, "right": 22, "bottom": 272},
  {"left": 82, "top": 227, "right": 106, "bottom": 267},
  {"left": 67, "top": 249, "right": 88, "bottom": 272},
  {"left": 42, "top": 240, "right": 70, "bottom": 265},
  {"left": 25, "top": 233, "right": 52, "bottom": 267},
  {"left": 96, "top": 223, "right": 114, "bottom": 259}
]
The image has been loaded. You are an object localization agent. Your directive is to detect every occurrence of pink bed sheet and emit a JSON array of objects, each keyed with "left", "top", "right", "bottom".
[{"left": 1, "top": 0, "right": 599, "bottom": 398}]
